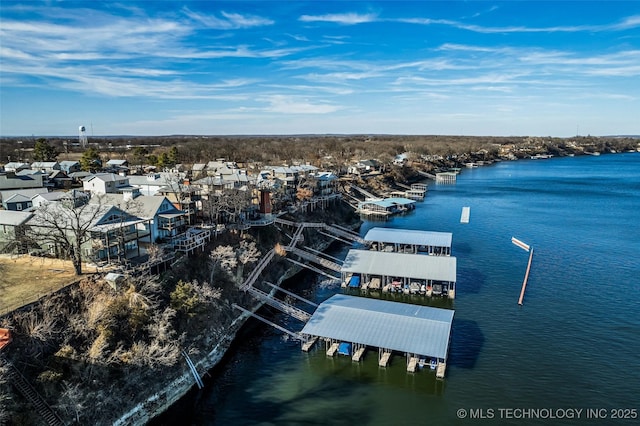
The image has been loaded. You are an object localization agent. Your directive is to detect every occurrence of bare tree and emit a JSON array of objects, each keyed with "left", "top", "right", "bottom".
[
  {"left": 235, "top": 239, "right": 260, "bottom": 281},
  {"left": 26, "top": 197, "right": 106, "bottom": 275},
  {"left": 209, "top": 245, "right": 237, "bottom": 283}
]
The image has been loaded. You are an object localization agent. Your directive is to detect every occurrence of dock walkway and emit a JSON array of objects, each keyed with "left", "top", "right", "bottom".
[
  {"left": 247, "top": 286, "right": 311, "bottom": 322},
  {"left": 327, "top": 342, "right": 339, "bottom": 357},
  {"left": 379, "top": 351, "right": 392, "bottom": 367}
]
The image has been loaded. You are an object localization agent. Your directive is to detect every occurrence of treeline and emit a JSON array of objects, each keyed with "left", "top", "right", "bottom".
[{"left": 1, "top": 135, "right": 637, "bottom": 170}]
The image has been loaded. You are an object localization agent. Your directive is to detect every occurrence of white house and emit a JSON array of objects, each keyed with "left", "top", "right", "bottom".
[
  {"left": 82, "top": 173, "right": 132, "bottom": 195},
  {"left": 31, "top": 161, "right": 61, "bottom": 173}
]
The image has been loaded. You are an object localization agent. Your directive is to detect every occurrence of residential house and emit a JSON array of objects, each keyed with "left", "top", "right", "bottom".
[
  {"left": 2, "top": 193, "right": 33, "bottom": 211},
  {"left": 16, "top": 169, "right": 51, "bottom": 189},
  {"left": 127, "top": 172, "right": 186, "bottom": 196},
  {"left": 59, "top": 160, "right": 81, "bottom": 174},
  {"left": 27, "top": 202, "right": 149, "bottom": 262},
  {"left": 82, "top": 173, "right": 132, "bottom": 195},
  {"left": 312, "top": 171, "right": 339, "bottom": 197},
  {"left": 0, "top": 210, "right": 33, "bottom": 254},
  {"left": 48, "top": 170, "right": 72, "bottom": 189},
  {"left": 0, "top": 173, "right": 44, "bottom": 192},
  {"left": 105, "top": 158, "right": 129, "bottom": 173},
  {"left": 90, "top": 193, "right": 187, "bottom": 252},
  {"left": 191, "top": 163, "right": 207, "bottom": 178},
  {"left": 348, "top": 159, "right": 381, "bottom": 175},
  {"left": 31, "top": 161, "right": 60, "bottom": 173},
  {"left": 0, "top": 187, "right": 48, "bottom": 206},
  {"left": 3, "top": 162, "right": 30, "bottom": 173},
  {"left": 31, "top": 190, "right": 89, "bottom": 209}
]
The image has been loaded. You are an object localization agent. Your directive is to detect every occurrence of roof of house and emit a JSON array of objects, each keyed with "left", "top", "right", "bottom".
[
  {"left": 90, "top": 194, "right": 184, "bottom": 219},
  {"left": 31, "top": 161, "right": 59, "bottom": 168},
  {"left": 0, "top": 210, "right": 34, "bottom": 226},
  {"left": 4, "top": 193, "right": 32, "bottom": 204},
  {"left": 0, "top": 188, "right": 48, "bottom": 201},
  {"left": 59, "top": 160, "right": 80, "bottom": 166},
  {"left": 106, "top": 159, "right": 128, "bottom": 165}
]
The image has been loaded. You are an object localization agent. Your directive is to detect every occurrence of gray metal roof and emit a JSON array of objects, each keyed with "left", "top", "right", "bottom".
[
  {"left": 341, "top": 249, "right": 457, "bottom": 282},
  {"left": 364, "top": 227, "right": 452, "bottom": 248},
  {"left": 301, "top": 294, "right": 454, "bottom": 359},
  {"left": 0, "top": 210, "right": 33, "bottom": 226}
]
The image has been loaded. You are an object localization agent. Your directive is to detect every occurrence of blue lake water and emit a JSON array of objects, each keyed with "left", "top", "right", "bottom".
[{"left": 154, "top": 153, "right": 640, "bottom": 425}]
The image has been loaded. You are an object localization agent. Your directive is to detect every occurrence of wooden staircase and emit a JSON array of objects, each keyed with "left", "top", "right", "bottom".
[{"left": 6, "top": 362, "right": 65, "bottom": 426}]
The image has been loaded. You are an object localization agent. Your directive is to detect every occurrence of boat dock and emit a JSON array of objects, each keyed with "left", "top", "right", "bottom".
[
  {"left": 364, "top": 227, "right": 452, "bottom": 256},
  {"left": 301, "top": 294, "right": 454, "bottom": 377},
  {"left": 340, "top": 249, "right": 457, "bottom": 299},
  {"left": 460, "top": 206, "right": 470, "bottom": 223},
  {"left": 378, "top": 349, "right": 392, "bottom": 367}
]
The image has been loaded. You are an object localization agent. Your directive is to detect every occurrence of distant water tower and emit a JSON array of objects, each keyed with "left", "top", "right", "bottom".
[{"left": 79, "top": 125, "right": 88, "bottom": 148}]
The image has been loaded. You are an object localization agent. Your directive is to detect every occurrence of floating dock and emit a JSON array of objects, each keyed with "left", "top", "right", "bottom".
[{"left": 460, "top": 206, "right": 470, "bottom": 223}]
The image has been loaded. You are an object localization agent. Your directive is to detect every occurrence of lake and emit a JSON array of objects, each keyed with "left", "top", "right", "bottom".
[{"left": 153, "top": 152, "right": 640, "bottom": 425}]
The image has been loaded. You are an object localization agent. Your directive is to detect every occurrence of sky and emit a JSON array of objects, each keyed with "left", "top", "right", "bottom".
[{"left": 1, "top": 1, "right": 639, "bottom": 137}]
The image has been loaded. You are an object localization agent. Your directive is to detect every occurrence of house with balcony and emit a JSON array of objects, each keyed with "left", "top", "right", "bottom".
[
  {"left": 90, "top": 193, "right": 187, "bottom": 252},
  {"left": 0, "top": 210, "right": 33, "bottom": 254},
  {"left": 26, "top": 202, "right": 149, "bottom": 262}
]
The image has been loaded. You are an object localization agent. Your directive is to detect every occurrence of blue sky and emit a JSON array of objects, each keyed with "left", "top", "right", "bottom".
[{"left": 1, "top": 1, "right": 639, "bottom": 137}]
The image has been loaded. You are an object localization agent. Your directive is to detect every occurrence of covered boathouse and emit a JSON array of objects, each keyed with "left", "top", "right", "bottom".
[
  {"left": 300, "top": 294, "right": 454, "bottom": 378},
  {"left": 341, "top": 249, "right": 457, "bottom": 298},
  {"left": 364, "top": 227, "right": 452, "bottom": 256}
]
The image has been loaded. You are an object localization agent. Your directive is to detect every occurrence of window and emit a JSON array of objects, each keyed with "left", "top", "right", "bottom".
[{"left": 17, "top": 203, "right": 23, "bottom": 210}]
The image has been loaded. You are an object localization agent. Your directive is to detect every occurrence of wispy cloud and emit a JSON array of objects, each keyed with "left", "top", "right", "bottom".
[
  {"left": 400, "top": 14, "right": 640, "bottom": 34},
  {"left": 299, "top": 13, "right": 378, "bottom": 25},
  {"left": 182, "top": 8, "right": 274, "bottom": 29},
  {"left": 260, "top": 95, "right": 342, "bottom": 114}
]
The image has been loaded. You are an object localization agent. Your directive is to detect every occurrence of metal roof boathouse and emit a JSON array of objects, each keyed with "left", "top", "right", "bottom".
[
  {"left": 301, "top": 294, "right": 454, "bottom": 378},
  {"left": 364, "top": 227, "right": 452, "bottom": 256},
  {"left": 341, "top": 249, "right": 457, "bottom": 298}
]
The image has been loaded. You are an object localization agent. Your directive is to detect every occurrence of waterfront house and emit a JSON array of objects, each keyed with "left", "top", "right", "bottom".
[
  {"left": 356, "top": 197, "right": 416, "bottom": 217},
  {"left": 90, "top": 193, "right": 188, "bottom": 249},
  {"left": 0, "top": 210, "right": 33, "bottom": 254},
  {"left": 26, "top": 202, "right": 149, "bottom": 262}
]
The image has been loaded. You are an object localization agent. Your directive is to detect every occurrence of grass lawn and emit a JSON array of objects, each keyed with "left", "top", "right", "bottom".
[{"left": 0, "top": 254, "right": 94, "bottom": 315}]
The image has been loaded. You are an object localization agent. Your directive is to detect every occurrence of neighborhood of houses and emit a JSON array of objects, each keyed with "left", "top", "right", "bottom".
[{"left": 0, "top": 157, "right": 364, "bottom": 267}]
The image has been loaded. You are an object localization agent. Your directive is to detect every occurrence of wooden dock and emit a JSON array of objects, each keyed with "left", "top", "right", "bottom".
[
  {"left": 302, "top": 337, "right": 318, "bottom": 352},
  {"left": 436, "top": 362, "right": 447, "bottom": 379},
  {"left": 407, "top": 356, "right": 419, "bottom": 373},
  {"left": 326, "top": 342, "right": 339, "bottom": 357},
  {"left": 378, "top": 351, "right": 392, "bottom": 367},
  {"left": 352, "top": 347, "right": 366, "bottom": 362}
]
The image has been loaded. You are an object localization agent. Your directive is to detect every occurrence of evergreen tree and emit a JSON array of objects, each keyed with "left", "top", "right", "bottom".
[
  {"left": 79, "top": 147, "right": 101, "bottom": 172},
  {"left": 33, "top": 138, "right": 59, "bottom": 162}
]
